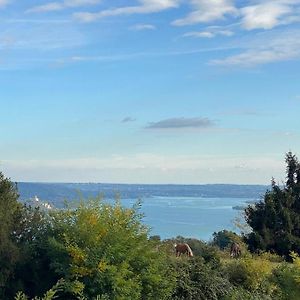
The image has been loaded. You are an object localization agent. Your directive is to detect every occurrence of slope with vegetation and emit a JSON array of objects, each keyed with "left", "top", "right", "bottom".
[{"left": 1, "top": 152, "right": 300, "bottom": 299}]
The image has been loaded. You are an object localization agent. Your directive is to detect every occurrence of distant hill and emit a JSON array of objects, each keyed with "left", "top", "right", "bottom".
[{"left": 16, "top": 182, "right": 269, "bottom": 208}]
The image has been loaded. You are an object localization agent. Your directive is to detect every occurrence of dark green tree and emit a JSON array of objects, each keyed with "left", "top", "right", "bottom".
[
  {"left": 0, "top": 172, "right": 22, "bottom": 295},
  {"left": 0, "top": 171, "right": 54, "bottom": 298},
  {"left": 9, "top": 205, "right": 57, "bottom": 299},
  {"left": 245, "top": 152, "right": 300, "bottom": 257}
]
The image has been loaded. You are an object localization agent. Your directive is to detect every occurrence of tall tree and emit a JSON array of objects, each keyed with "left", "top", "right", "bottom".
[
  {"left": 245, "top": 152, "right": 300, "bottom": 257},
  {"left": 0, "top": 172, "right": 22, "bottom": 294}
]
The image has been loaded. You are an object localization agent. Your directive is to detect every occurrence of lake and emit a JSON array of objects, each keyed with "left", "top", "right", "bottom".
[
  {"left": 106, "top": 196, "right": 252, "bottom": 241},
  {"left": 18, "top": 182, "right": 263, "bottom": 241}
]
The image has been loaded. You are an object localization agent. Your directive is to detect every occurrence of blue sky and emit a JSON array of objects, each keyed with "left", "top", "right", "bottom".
[{"left": 1, "top": 0, "right": 300, "bottom": 184}]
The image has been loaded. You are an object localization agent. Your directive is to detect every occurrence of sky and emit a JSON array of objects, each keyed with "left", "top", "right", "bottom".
[{"left": 0, "top": 0, "right": 300, "bottom": 184}]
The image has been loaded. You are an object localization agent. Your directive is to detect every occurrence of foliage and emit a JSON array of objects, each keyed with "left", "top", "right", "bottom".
[
  {"left": 0, "top": 172, "right": 22, "bottom": 296},
  {"left": 224, "top": 255, "right": 275, "bottom": 294},
  {"left": 14, "top": 280, "right": 64, "bottom": 300},
  {"left": 6, "top": 204, "right": 58, "bottom": 299},
  {"left": 224, "top": 287, "right": 272, "bottom": 300},
  {"left": 170, "top": 256, "right": 232, "bottom": 300},
  {"left": 4, "top": 163, "right": 300, "bottom": 299},
  {"left": 271, "top": 252, "right": 300, "bottom": 299},
  {"left": 42, "top": 197, "right": 175, "bottom": 299},
  {"left": 211, "top": 230, "right": 249, "bottom": 259},
  {"left": 245, "top": 152, "right": 300, "bottom": 257},
  {"left": 211, "top": 230, "right": 242, "bottom": 250},
  {"left": 169, "top": 236, "right": 221, "bottom": 268}
]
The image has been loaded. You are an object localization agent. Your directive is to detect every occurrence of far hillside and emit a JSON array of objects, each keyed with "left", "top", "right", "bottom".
[{"left": 17, "top": 182, "right": 269, "bottom": 207}]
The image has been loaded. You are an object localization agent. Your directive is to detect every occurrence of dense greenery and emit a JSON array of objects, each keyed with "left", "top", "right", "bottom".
[
  {"left": 245, "top": 152, "right": 300, "bottom": 257},
  {"left": 0, "top": 173, "right": 22, "bottom": 292},
  {"left": 2, "top": 153, "right": 300, "bottom": 299}
]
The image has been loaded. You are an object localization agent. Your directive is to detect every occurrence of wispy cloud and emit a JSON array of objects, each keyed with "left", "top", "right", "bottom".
[
  {"left": 211, "top": 29, "right": 300, "bottom": 67},
  {"left": 55, "top": 45, "right": 238, "bottom": 66},
  {"left": 172, "top": 0, "right": 238, "bottom": 26},
  {"left": 0, "top": 21, "right": 85, "bottom": 51},
  {"left": 5, "top": 18, "right": 71, "bottom": 24},
  {"left": 27, "top": 0, "right": 101, "bottom": 13},
  {"left": 241, "top": 1, "right": 300, "bottom": 30},
  {"left": 220, "top": 109, "right": 263, "bottom": 116},
  {"left": 145, "top": 117, "right": 215, "bottom": 129},
  {"left": 129, "top": 23, "right": 156, "bottom": 31},
  {"left": 183, "top": 29, "right": 234, "bottom": 38},
  {"left": 74, "top": 0, "right": 180, "bottom": 22}
]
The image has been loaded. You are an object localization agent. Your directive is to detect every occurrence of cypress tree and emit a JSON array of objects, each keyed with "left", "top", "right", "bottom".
[{"left": 245, "top": 152, "right": 300, "bottom": 257}]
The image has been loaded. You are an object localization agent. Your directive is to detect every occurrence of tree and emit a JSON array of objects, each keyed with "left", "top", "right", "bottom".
[
  {"left": 211, "top": 230, "right": 242, "bottom": 250},
  {"left": 0, "top": 172, "right": 22, "bottom": 295},
  {"left": 42, "top": 198, "right": 175, "bottom": 299},
  {"left": 9, "top": 205, "right": 57, "bottom": 299},
  {"left": 245, "top": 152, "right": 300, "bottom": 257}
]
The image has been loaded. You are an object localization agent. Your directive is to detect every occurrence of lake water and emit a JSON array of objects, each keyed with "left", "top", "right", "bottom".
[{"left": 106, "top": 196, "right": 252, "bottom": 241}]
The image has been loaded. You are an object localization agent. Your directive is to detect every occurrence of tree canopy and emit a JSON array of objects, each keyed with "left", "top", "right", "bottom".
[
  {"left": 0, "top": 172, "right": 22, "bottom": 294},
  {"left": 245, "top": 152, "right": 300, "bottom": 257}
]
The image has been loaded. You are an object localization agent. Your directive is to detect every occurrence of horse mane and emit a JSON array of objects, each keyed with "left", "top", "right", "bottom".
[{"left": 184, "top": 243, "right": 193, "bottom": 257}]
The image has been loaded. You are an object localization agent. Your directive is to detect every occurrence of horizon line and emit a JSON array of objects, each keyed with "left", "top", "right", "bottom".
[{"left": 16, "top": 181, "right": 270, "bottom": 186}]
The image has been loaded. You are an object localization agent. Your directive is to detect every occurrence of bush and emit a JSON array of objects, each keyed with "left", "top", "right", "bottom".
[
  {"left": 224, "top": 256, "right": 275, "bottom": 294},
  {"left": 224, "top": 287, "right": 273, "bottom": 300},
  {"left": 42, "top": 198, "right": 175, "bottom": 299},
  {"left": 171, "top": 257, "right": 232, "bottom": 300},
  {"left": 272, "top": 253, "right": 300, "bottom": 299}
]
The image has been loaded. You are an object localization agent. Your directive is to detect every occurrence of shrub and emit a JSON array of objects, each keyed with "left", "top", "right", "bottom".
[
  {"left": 42, "top": 198, "right": 175, "bottom": 299},
  {"left": 171, "top": 257, "right": 232, "bottom": 300},
  {"left": 224, "top": 287, "right": 273, "bottom": 300},
  {"left": 224, "top": 256, "right": 275, "bottom": 294},
  {"left": 272, "top": 252, "right": 300, "bottom": 299}
]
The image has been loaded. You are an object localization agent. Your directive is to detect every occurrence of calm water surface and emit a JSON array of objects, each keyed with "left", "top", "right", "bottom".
[{"left": 106, "top": 196, "right": 252, "bottom": 241}]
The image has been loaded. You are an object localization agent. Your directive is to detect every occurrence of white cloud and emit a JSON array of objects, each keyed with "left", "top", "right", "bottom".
[
  {"left": 183, "top": 29, "right": 234, "bottom": 38},
  {"left": 172, "top": 0, "right": 238, "bottom": 26},
  {"left": 241, "top": 1, "right": 300, "bottom": 30},
  {"left": 211, "top": 29, "right": 300, "bottom": 66},
  {"left": 27, "top": 2, "right": 63, "bottom": 13},
  {"left": 185, "top": 31, "right": 215, "bottom": 38},
  {"left": 27, "top": 0, "right": 100, "bottom": 13},
  {"left": 130, "top": 23, "right": 156, "bottom": 30},
  {"left": 74, "top": 0, "right": 180, "bottom": 22}
]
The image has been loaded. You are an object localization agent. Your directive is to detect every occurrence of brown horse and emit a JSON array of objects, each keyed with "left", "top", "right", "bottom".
[
  {"left": 230, "top": 242, "right": 241, "bottom": 258},
  {"left": 174, "top": 243, "right": 193, "bottom": 257}
]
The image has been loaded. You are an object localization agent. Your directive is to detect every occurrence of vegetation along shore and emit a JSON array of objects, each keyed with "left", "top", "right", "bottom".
[{"left": 1, "top": 152, "right": 300, "bottom": 299}]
